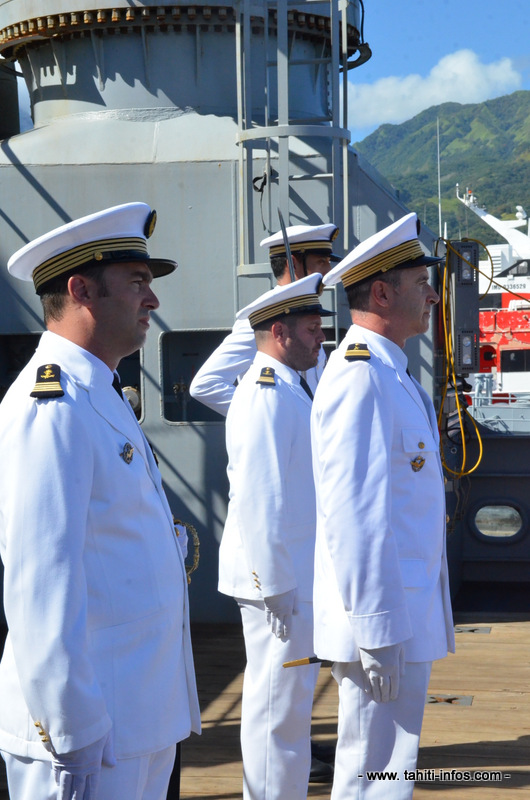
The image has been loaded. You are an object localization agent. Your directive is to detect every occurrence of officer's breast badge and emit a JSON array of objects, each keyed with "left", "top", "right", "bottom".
[
  {"left": 30, "top": 364, "right": 64, "bottom": 398},
  {"left": 410, "top": 455, "right": 425, "bottom": 472},
  {"left": 344, "top": 343, "right": 370, "bottom": 361},
  {"left": 256, "top": 367, "right": 276, "bottom": 386},
  {"left": 120, "top": 443, "right": 134, "bottom": 464}
]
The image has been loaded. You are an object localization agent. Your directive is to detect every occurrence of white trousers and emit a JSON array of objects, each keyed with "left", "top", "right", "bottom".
[
  {"left": 2, "top": 744, "right": 176, "bottom": 800},
  {"left": 238, "top": 599, "right": 319, "bottom": 800},
  {"left": 331, "top": 660, "right": 432, "bottom": 800}
]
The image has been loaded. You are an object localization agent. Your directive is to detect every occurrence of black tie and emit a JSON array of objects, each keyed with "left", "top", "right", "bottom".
[
  {"left": 112, "top": 374, "right": 124, "bottom": 400},
  {"left": 299, "top": 375, "right": 314, "bottom": 400}
]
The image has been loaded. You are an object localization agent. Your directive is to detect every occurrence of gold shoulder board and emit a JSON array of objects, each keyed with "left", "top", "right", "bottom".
[
  {"left": 344, "top": 343, "right": 371, "bottom": 362},
  {"left": 256, "top": 367, "right": 276, "bottom": 386},
  {"left": 30, "top": 364, "right": 64, "bottom": 398}
]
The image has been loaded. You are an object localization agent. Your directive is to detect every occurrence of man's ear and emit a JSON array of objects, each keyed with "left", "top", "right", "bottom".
[
  {"left": 67, "top": 274, "right": 94, "bottom": 306},
  {"left": 371, "top": 278, "right": 392, "bottom": 309},
  {"left": 270, "top": 319, "right": 288, "bottom": 344},
  {"left": 290, "top": 254, "right": 303, "bottom": 281}
]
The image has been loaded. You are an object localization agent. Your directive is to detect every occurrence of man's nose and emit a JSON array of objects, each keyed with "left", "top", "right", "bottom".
[
  {"left": 428, "top": 285, "right": 439, "bottom": 306},
  {"left": 144, "top": 286, "right": 160, "bottom": 309}
]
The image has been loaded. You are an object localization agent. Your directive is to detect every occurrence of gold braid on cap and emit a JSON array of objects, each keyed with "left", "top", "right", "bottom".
[
  {"left": 32, "top": 236, "right": 148, "bottom": 291},
  {"left": 341, "top": 239, "right": 424, "bottom": 288},
  {"left": 248, "top": 293, "right": 321, "bottom": 327},
  {"left": 269, "top": 240, "right": 333, "bottom": 257}
]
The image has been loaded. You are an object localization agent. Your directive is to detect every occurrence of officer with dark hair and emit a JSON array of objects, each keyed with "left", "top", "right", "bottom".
[
  {"left": 0, "top": 203, "right": 200, "bottom": 800},
  {"left": 190, "top": 222, "right": 340, "bottom": 415},
  {"left": 219, "top": 274, "right": 334, "bottom": 799}
]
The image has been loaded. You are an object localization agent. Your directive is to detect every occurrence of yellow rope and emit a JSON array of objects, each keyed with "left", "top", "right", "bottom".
[{"left": 435, "top": 240, "right": 483, "bottom": 478}]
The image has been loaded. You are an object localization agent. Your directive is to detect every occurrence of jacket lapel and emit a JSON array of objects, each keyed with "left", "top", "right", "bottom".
[
  {"left": 36, "top": 333, "right": 154, "bottom": 474},
  {"left": 33, "top": 333, "right": 178, "bottom": 545},
  {"left": 87, "top": 368, "right": 147, "bottom": 455},
  {"left": 292, "top": 375, "right": 314, "bottom": 409},
  {"left": 351, "top": 325, "right": 433, "bottom": 430},
  {"left": 394, "top": 363, "right": 433, "bottom": 429},
  {"left": 409, "top": 374, "right": 440, "bottom": 444}
]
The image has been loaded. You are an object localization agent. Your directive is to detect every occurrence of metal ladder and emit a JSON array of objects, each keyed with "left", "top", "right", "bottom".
[{"left": 234, "top": 0, "right": 368, "bottom": 347}]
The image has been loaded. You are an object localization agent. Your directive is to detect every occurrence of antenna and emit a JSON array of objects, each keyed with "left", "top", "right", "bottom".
[{"left": 437, "top": 117, "right": 442, "bottom": 238}]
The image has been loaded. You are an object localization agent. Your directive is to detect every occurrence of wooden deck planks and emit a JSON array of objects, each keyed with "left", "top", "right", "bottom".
[
  {"left": 180, "top": 616, "right": 530, "bottom": 798},
  {"left": 0, "top": 616, "right": 529, "bottom": 798}
]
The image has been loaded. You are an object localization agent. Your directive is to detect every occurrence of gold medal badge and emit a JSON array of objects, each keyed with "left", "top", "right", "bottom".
[{"left": 120, "top": 443, "right": 134, "bottom": 464}]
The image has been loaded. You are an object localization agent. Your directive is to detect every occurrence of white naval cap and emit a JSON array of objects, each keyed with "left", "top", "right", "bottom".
[
  {"left": 323, "top": 212, "right": 441, "bottom": 289},
  {"left": 260, "top": 223, "right": 341, "bottom": 261},
  {"left": 7, "top": 202, "right": 177, "bottom": 294},
  {"left": 237, "top": 273, "right": 335, "bottom": 329}
]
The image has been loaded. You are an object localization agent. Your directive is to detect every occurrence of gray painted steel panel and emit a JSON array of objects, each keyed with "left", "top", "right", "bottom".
[{"left": 0, "top": 0, "right": 462, "bottom": 623}]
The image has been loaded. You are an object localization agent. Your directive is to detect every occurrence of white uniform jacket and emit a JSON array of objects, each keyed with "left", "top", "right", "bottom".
[
  {"left": 190, "top": 313, "right": 326, "bottom": 417},
  {"left": 0, "top": 331, "right": 200, "bottom": 761},
  {"left": 218, "top": 351, "right": 316, "bottom": 602},
  {"left": 311, "top": 325, "right": 455, "bottom": 664}
]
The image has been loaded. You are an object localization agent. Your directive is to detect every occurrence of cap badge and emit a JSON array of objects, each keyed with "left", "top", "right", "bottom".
[
  {"left": 120, "top": 443, "right": 134, "bottom": 464},
  {"left": 256, "top": 367, "right": 276, "bottom": 386},
  {"left": 144, "top": 209, "right": 157, "bottom": 239},
  {"left": 30, "top": 364, "right": 64, "bottom": 399},
  {"left": 344, "top": 343, "right": 371, "bottom": 361},
  {"left": 411, "top": 456, "right": 425, "bottom": 472}
]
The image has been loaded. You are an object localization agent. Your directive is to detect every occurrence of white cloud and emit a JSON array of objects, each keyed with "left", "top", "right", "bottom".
[{"left": 348, "top": 50, "right": 522, "bottom": 131}]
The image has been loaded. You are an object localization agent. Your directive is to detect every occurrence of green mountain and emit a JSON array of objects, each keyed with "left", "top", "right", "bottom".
[{"left": 354, "top": 90, "right": 530, "bottom": 249}]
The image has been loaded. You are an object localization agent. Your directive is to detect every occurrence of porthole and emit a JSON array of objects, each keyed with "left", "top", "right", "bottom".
[{"left": 473, "top": 505, "right": 523, "bottom": 539}]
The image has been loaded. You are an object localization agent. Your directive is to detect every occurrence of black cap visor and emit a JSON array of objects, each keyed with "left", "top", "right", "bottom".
[
  {"left": 148, "top": 257, "right": 178, "bottom": 278},
  {"left": 396, "top": 253, "right": 443, "bottom": 270},
  {"left": 97, "top": 250, "right": 177, "bottom": 278},
  {"left": 279, "top": 304, "right": 335, "bottom": 319}
]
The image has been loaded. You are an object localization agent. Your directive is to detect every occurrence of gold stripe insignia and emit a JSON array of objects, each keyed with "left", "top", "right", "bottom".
[
  {"left": 341, "top": 239, "right": 424, "bottom": 288},
  {"left": 30, "top": 364, "right": 64, "bottom": 398},
  {"left": 344, "top": 343, "right": 371, "bottom": 361},
  {"left": 269, "top": 240, "right": 334, "bottom": 257},
  {"left": 248, "top": 293, "right": 320, "bottom": 328},
  {"left": 256, "top": 367, "right": 276, "bottom": 386},
  {"left": 32, "top": 236, "right": 147, "bottom": 291}
]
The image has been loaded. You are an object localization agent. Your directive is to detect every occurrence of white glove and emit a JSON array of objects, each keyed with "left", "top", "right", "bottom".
[
  {"left": 175, "top": 523, "right": 188, "bottom": 559},
  {"left": 359, "top": 644, "right": 405, "bottom": 703},
  {"left": 52, "top": 731, "right": 116, "bottom": 800},
  {"left": 263, "top": 589, "right": 297, "bottom": 639}
]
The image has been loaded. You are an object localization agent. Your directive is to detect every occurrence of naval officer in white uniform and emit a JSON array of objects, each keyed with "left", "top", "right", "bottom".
[
  {"left": 189, "top": 222, "right": 340, "bottom": 415},
  {"left": 0, "top": 203, "right": 200, "bottom": 800},
  {"left": 218, "top": 274, "right": 334, "bottom": 800},
  {"left": 311, "top": 213, "right": 455, "bottom": 799}
]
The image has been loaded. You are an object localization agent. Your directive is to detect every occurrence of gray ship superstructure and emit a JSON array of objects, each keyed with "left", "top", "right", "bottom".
[{"left": 4, "top": 2, "right": 526, "bottom": 619}]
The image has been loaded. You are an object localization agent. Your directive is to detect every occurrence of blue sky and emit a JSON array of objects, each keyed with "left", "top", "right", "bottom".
[{"left": 347, "top": 0, "right": 530, "bottom": 143}]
